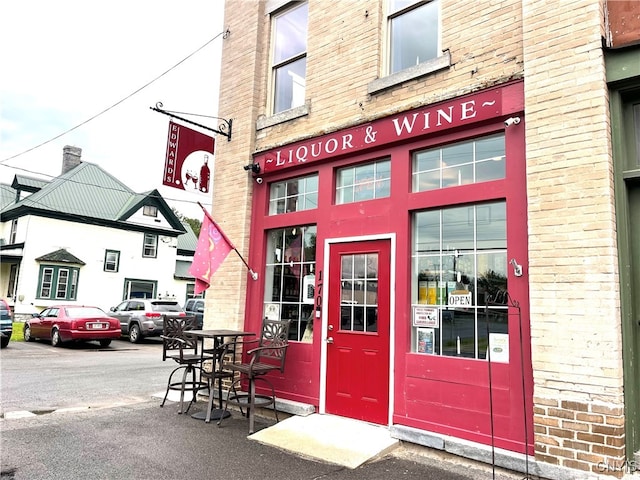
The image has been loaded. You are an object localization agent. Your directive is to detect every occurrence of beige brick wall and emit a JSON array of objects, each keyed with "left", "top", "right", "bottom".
[
  {"left": 523, "top": 0, "right": 625, "bottom": 475},
  {"left": 204, "top": 0, "right": 267, "bottom": 330},
  {"left": 212, "top": 0, "right": 627, "bottom": 475},
  {"left": 254, "top": 0, "right": 525, "bottom": 148}
]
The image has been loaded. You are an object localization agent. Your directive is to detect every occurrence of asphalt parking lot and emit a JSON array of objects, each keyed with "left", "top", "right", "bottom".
[{"left": 1, "top": 339, "right": 526, "bottom": 480}]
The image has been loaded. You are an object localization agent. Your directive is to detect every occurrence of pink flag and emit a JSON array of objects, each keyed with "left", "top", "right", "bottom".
[{"left": 188, "top": 211, "right": 234, "bottom": 295}]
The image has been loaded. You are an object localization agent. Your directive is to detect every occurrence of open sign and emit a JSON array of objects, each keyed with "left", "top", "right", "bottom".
[{"left": 448, "top": 292, "right": 472, "bottom": 307}]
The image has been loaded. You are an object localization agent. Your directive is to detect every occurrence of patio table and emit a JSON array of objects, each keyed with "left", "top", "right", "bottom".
[{"left": 188, "top": 329, "right": 254, "bottom": 422}]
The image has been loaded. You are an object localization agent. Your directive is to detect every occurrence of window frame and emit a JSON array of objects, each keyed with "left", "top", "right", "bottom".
[
  {"left": 143, "top": 233, "right": 158, "bottom": 258},
  {"left": 104, "top": 249, "right": 120, "bottom": 272},
  {"left": 269, "top": 174, "right": 319, "bottom": 215},
  {"left": 269, "top": 1, "right": 308, "bottom": 115},
  {"left": 9, "top": 219, "right": 18, "bottom": 244},
  {"left": 369, "top": 0, "right": 449, "bottom": 95},
  {"left": 335, "top": 158, "right": 392, "bottom": 204},
  {"left": 37, "top": 265, "right": 80, "bottom": 301},
  {"left": 263, "top": 224, "right": 317, "bottom": 342},
  {"left": 143, "top": 205, "right": 158, "bottom": 217}
]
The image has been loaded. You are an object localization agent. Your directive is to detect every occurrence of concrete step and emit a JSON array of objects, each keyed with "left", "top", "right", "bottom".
[{"left": 248, "top": 413, "right": 400, "bottom": 469}]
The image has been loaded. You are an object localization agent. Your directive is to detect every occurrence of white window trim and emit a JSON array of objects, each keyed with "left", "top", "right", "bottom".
[
  {"left": 266, "top": 2, "right": 308, "bottom": 117},
  {"left": 143, "top": 234, "right": 158, "bottom": 258}
]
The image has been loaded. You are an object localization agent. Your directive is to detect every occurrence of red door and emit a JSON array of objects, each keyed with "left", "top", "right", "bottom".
[{"left": 325, "top": 240, "right": 391, "bottom": 425}]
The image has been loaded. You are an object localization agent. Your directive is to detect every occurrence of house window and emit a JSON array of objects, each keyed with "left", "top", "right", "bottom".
[
  {"left": 411, "top": 201, "right": 507, "bottom": 358},
  {"left": 412, "top": 133, "right": 505, "bottom": 192},
  {"left": 269, "top": 174, "right": 318, "bottom": 215},
  {"left": 37, "top": 265, "right": 80, "bottom": 300},
  {"left": 143, "top": 205, "right": 158, "bottom": 217},
  {"left": 9, "top": 219, "right": 17, "bottom": 244},
  {"left": 264, "top": 225, "right": 316, "bottom": 342},
  {"left": 388, "top": 0, "right": 439, "bottom": 74},
  {"left": 186, "top": 283, "right": 204, "bottom": 301},
  {"left": 7, "top": 264, "right": 17, "bottom": 299},
  {"left": 104, "top": 250, "right": 120, "bottom": 272},
  {"left": 123, "top": 279, "right": 156, "bottom": 299},
  {"left": 39, "top": 268, "right": 53, "bottom": 298},
  {"left": 336, "top": 159, "right": 391, "bottom": 204},
  {"left": 143, "top": 234, "right": 158, "bottom": 258},
  {"left": 271, "top": 2, "right": 308, "bottom": 114}
]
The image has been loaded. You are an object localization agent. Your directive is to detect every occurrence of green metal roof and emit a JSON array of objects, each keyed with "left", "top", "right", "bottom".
[
  {"left": 11, "top": 175, "right": 49, "bottom": 192},
  {"left": 35, "top": 248, "right": 86, "bottom": 265},
  {"left": 177, "top": 221, "right": 198, "bottom": 252},
  {"left": 1, "top": 162, "right": 185, "bottom": 233},
  {"left": 5, "top": 162, "right": 135, "bottom": 219},
  {"left": 0, "top": 184, "right": 15, "bottom": 211}
]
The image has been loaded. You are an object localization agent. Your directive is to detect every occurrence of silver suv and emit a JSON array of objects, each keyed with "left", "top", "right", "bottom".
[{"left": 109, "top": 299, "right": 186, "bottom": 343}]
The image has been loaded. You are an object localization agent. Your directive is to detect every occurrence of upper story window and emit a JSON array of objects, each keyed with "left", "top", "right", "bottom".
[
  {"left": 388, "top": 0, "right": 440, "bottom": 74},
  {"left": 336, "top": 159, "right": 391, "bottom": 204},
  {"left": 143, "top": 205, "right": 158, "bottom": 217},
  {"left": 104, "top": 250, "right": 120, "bottom": 272},
  {"left": 269, "top": 174, "right": 318, "bottom": 215},
  {"left": 412, "top": 134, "right": 505, "bottom": 192},
  {"left": 271, "top": 2, "right": 308, "bottom": 114},
  {"left": 143, "top": 234, "right": 158, "bottom": 258},
  {"left": 9, "top": 219, "right": 18, "bottom": 244}
]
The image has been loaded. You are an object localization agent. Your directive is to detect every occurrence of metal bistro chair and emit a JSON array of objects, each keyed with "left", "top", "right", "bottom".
[
  {"left": 160, "top": 316, "right": 208, "bottom": 414},
  {"left": 218, "top": 318, "right": 291, "bottom": 434}
]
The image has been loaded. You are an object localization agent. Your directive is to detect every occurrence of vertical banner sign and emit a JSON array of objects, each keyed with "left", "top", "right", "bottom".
[{"left": 162, "top": 120, "right": 215, "bottom": 194}]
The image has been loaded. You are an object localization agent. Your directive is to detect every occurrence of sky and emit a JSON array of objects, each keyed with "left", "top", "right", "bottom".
[{"left": 0, "top": 1, "right": 225, "bottom": 220}]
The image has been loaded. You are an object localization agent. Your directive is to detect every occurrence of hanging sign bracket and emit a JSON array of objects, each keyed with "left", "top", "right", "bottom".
[{"left": 150, "top": 101, "right": 232, "bottom": 141}]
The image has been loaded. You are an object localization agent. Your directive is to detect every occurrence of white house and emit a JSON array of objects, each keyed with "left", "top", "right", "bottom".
[{"left": 0, "top": 146, "right": 199, "bottom": 319}]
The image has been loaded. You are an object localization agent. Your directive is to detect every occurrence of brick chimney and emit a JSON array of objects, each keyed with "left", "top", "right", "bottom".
[{"left": 62, "top": 146, "right": 82, "bottom": 174}]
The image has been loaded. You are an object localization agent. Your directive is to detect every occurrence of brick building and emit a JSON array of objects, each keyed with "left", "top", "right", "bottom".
[{"left": 205, "top": 1, "right": 640, "bottom": 478}]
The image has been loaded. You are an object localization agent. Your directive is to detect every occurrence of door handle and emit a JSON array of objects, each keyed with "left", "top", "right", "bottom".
[{"left": 325, "top": 337, "right": 334, "bottom": 344}]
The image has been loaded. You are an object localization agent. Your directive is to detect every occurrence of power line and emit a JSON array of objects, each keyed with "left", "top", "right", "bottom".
[{"left": 1, "top": 30, "right": 225, "bottom": 165}]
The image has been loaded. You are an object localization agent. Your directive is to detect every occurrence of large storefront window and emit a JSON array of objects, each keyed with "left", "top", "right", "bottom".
[
  {"left": 412, "top": 133, "right": 505, "bottom": 191},
  {"left": 264, "top": 225, "right": 316, "bottom": 342},
  {"left": 411, "top": 201, "right": 508, "bottom": 359}
]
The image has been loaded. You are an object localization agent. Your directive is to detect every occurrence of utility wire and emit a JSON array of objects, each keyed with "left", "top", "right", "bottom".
[{"left": 1, "top": 30, "right": 225, "bottom": 164}]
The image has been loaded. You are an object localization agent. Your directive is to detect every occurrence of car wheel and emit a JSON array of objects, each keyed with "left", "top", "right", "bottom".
[
  {"left": 99, "top": 339, "right": 112, "bottom": 347},
  {"left": 24, "top": 324, "right": 34, "bottom": 342},
  {"left": 129, "top": 324, "right": 141, "bottom": 343},
  {"left": 51, "top": 328, "right": 62, "bottom": 347},
  {"left": 0, "top": 337, "right": 8, "bottom": 348}
]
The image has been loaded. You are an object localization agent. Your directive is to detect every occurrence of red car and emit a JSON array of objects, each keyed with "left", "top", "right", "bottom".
[{"left": 24, "top": 305, "right": 121, "bottom": 347}]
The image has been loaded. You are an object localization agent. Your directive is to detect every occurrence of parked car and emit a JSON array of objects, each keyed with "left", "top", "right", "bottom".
[
  {"left": 23, "top": 305, "right": 121, "bottom": 347},
  {"left": 184, "top": 299, "right": 204, "bottom": 329},
  {"left": 0, "top": 298, "right": 13, "bottom": 348},
  {"left": 109, "top": 299, "right": 186, "bottom": 343}
]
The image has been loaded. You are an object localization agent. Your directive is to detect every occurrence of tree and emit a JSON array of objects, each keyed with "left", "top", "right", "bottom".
[{"left": 172, "top": 208, "right": 201, "bottom": 237}]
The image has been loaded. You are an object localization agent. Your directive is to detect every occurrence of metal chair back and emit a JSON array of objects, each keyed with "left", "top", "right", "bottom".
[
  {"left": 253, "top": 318, "right": 291, "bottom": 373},
  {"left": 161, "top": 316, "right": 198, "bottom": 362}
]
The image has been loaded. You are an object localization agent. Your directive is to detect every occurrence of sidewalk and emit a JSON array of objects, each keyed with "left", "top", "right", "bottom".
[{"left": 1, "top": 396, "right": 525, "bottom": 480}]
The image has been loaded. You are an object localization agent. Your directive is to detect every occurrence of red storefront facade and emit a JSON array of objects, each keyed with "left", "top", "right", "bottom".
[{"left": 243, "top": 81, "right": 533, "bottom": 454}]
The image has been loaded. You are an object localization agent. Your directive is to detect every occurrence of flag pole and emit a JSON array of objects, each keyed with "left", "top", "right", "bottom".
[{"left": 196, "top": 202, "right": 258, "bottom": 280}]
